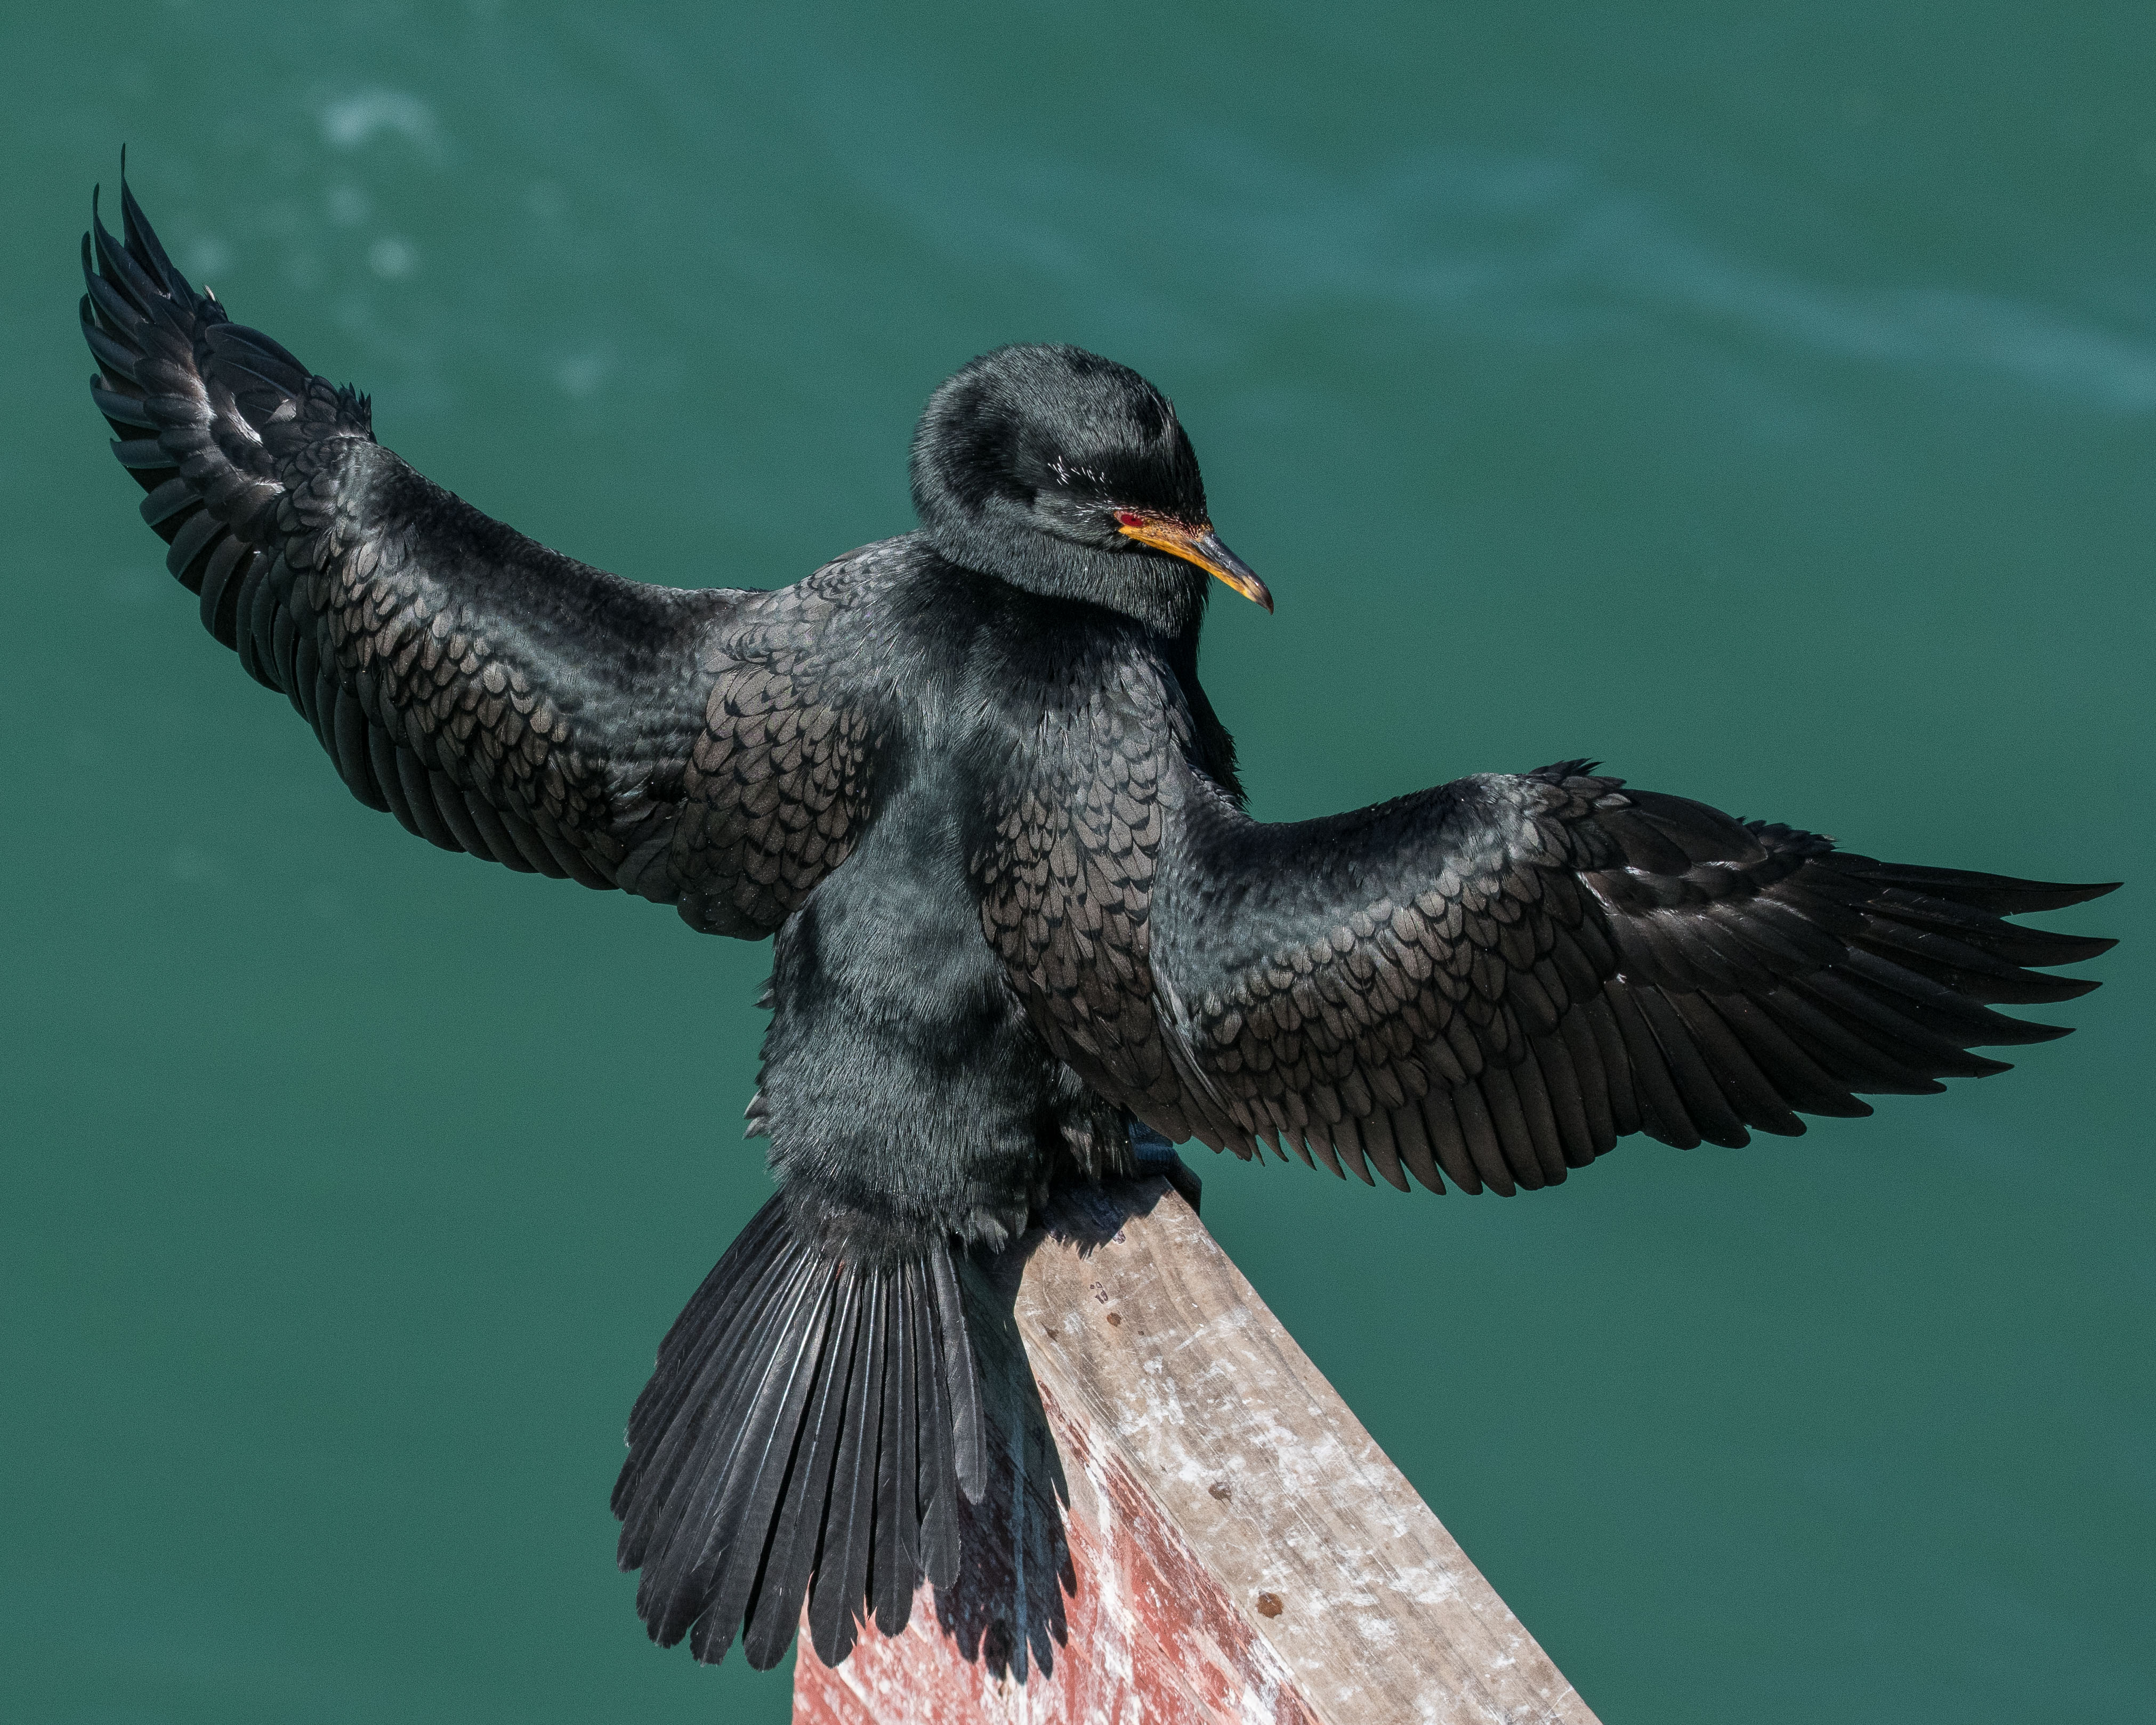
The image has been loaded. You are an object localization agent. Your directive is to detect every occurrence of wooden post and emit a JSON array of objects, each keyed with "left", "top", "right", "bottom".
[{"left": 795, "top": 1175, "right": 1600, "bottom": 1725}]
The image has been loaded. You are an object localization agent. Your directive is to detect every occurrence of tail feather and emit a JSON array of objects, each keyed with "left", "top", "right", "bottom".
[
  {"left": 648, "top": 1198, "right": 789, "bottom": 1391},
  {"left": 677, "top": 1261, "right": 836, "bottom": 1660},
  {"left": 615, "top": 1221, "right": 806, "bottom": 1566},
  {"left": 805, "top": 1273, "right": 886, "bottom": 1665},
  {"left": 615, "top": 1196, "right": 983, "bottom": 1671},
  {"left": 911, "top": 1257, "right": 962, "bottom": 1593},
  {"left": 739, "top": 1272, "right": 867, "bottom": 1670},
  {"left": 870, "top": 1268, "right": 920, "bottom": 1635},
  {"left": 634, "top": 1256, "right": 817, "bottom": 1646},
  {"left": 932, "top": 1247, "right": 988, "bottom": 1501},
  {"left": 618, "top": 1200, "right": 791, "bottom": 1493}
]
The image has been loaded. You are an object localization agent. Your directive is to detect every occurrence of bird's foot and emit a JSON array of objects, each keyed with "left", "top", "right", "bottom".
[{"left": 1127, "top": 1122, "right": 1202, "bottom": 1215}]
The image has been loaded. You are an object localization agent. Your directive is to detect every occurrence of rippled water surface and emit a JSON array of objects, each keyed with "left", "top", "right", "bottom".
[{"left": 4, "top": 6, "right": 2150, "bottom": 1721}]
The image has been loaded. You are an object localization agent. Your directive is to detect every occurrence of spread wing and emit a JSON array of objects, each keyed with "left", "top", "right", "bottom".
[
  {"left": 82, "top": 178, "right": 881, "bottom": 937},
  {"left": 975, "top": 662, "right": 2116, "bottom": 1194}
]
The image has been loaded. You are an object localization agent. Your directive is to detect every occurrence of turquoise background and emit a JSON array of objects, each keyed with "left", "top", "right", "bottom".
[{"left": 3, "top": 5, "right": 2148, "bottom": 1720}]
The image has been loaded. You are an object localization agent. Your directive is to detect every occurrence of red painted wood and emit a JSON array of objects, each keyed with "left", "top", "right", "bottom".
[
  {"left": 794, "top": 1373, "right": 1316, "bottom": 1724},
  {"left": 794, "top": 1179, "right": 1600, "bottom": 1725}
]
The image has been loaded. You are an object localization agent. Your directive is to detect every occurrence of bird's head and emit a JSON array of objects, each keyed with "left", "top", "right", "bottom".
[{"left": 909, "top": 343, "right": 1269, "bottom": 634}]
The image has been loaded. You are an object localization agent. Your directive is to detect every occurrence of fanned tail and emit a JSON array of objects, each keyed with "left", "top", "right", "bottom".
[{"left": 613, "top": 1196, "right": 986, "bottom": 1670}]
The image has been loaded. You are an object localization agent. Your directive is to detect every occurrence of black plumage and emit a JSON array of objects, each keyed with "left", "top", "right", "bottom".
[{"left": 79, "top": 171, "right": 2115, "bottom": 1671}]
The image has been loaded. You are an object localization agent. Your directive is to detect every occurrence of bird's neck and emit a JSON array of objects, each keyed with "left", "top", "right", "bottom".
[
  {"left": 1161, "top": 623, "right": 1245, "bottom": 804},
  {"left": 918, "top": 522, "right": 1210, "bottom": 638}
]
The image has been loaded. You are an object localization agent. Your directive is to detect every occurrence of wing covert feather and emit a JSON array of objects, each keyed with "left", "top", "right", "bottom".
[{"left": 1161, "top": 761, "right": 2115, "bottom": 1184}]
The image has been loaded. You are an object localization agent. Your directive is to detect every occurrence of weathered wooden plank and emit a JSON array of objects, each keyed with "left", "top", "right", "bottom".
[{"left": 796, "top": 1176, "right": 1600, "bottom": 1724}]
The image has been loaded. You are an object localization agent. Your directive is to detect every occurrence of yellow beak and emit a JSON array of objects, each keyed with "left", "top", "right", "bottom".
[{"left": 1114, "top": 513, "right": 1273, "bottom": 611}]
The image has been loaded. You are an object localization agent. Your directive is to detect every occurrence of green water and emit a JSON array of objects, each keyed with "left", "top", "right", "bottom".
[{"left": 4, "top": 6, "right": 2149, "bottom": 1720}]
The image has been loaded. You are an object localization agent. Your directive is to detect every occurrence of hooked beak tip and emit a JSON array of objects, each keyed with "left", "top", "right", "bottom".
[{"left": 1194, "top": 530, "right": 1270, "bottom": 612}]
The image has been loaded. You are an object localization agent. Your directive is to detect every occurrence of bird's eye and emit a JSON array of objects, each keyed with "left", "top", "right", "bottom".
[{"left": 1114, "top": 510, "right": 1145, "bottom": 529}]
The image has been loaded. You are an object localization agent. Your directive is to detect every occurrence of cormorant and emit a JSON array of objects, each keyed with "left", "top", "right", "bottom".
[{"left": 79, "top": 174, "right": 2115, "bottom": 1674}]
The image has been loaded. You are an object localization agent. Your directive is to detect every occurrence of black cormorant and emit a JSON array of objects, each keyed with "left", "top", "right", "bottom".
[{"left": 78, "top": 175, "right": 2115, "bottom": 1673}]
